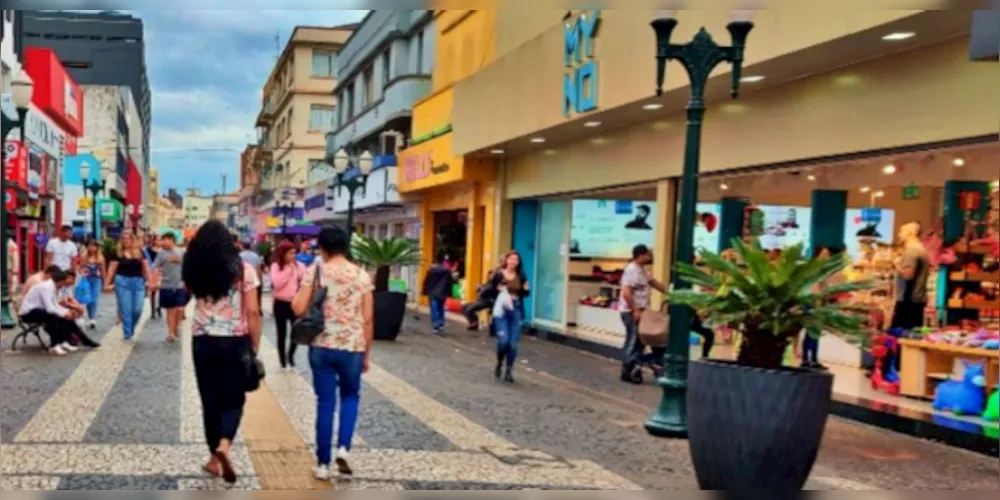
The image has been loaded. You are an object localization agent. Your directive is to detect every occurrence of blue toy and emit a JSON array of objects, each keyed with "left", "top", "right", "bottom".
[
  {"left": 932, "top": 362, "right": 987, "bottom": 415},
  {"left": 982, "top": 339, "right": 999, "bottom": 350}
]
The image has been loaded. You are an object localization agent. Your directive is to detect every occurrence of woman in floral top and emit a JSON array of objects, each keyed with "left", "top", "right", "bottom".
[
  {"left": 182, "top": 220, "right": 262, "bottom": 484},
  {"left": 293, "top": 226, "right": 374, "bottom": 481}
]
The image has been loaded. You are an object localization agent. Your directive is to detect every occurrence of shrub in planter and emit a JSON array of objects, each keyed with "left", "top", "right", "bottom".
[
  {"left": 669, "top": 240, "right": 871, "bottom": 490},
  {"left": 351, "top": 235, "right": 421, "bottom": 341}
]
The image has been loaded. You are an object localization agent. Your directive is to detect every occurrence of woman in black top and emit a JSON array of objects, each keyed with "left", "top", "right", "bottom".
[
  {"left": 490, "top": 251, "right": 530, "bottom": 382},
  {"left": 104, "top": 232, "right": 152, "bottom": 340}
]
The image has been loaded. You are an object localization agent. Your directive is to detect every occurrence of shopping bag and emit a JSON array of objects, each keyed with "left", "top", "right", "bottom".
[{"left": 74, "top": 278, "right": 93, "bottom": 305}]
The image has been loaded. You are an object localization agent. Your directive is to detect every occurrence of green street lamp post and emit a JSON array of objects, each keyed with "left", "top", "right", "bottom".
[
  {"left": 645, "top": 10, "right": 754, "bottom": 438},
  {"left": 78, "top": 160, "right": 107, "bottom": 240},
  {"left": 329, "top": 149, "right": 374, "bottom": 235},
  {"left": 1, "top": 69, "right": 35, "bottom": 329}
]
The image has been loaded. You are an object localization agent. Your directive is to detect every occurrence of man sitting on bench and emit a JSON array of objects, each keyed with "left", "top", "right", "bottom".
[{"left": 18, "top": 269, "right": 96, "bottom": 355}]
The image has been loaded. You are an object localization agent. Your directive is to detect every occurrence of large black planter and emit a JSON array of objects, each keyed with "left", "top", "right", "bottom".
[
  {"left": 687, "top": 359, "right": 833, "bottom": 490},
  {"left": 373, "top": 291, "right": 407, "bottom": 341}
]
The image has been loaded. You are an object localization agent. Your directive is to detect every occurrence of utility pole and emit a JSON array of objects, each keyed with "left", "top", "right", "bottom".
[{"left": 221, "top": 174, "right": 227, "bottom": 195}]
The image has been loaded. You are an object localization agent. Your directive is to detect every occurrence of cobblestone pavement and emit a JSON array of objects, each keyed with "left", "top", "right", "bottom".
[{"left": 1, "top": 298, "right": 997, "bottom": 490}]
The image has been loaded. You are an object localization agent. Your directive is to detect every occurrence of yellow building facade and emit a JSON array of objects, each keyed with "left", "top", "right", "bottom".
[{"left": 398, "top": 10, "right": 499, "bottom": 303}]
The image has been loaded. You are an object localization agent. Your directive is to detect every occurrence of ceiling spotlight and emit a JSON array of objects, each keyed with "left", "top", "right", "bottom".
[
  {"left": 882, "top": 32, "right": 915, "bottom": 41},
  {"left": 860, "top": 186, "right": 871, "bottom": 193},
  {"left": 807, "top": 174, "right": 817, "bottom": 182},
  {"left": 720, "top": 183, "right": 730, "bottom": 191},
  {"left": 490, "top": 149, "right": 504, "bottom": 154},
  {"left": 584, "top": 121, "right": 601, "bottom": 127},
  {"left": 530, "top": 137, "right": 545, "bottom": 143},
  {"left": 882, "top": 164, "right": 897, "bottom": 174},
  {"left": 642, "top": 103, "right": 663, "bottom": 110},
  {"left": 952, "top": 158, "right": 965, "bottom": 167},
  {"left": 874, "top": 190, "right": 885, "bottom": 198},
  {"left": 740, "top": 75, "right": 765, "bottom": 83}
]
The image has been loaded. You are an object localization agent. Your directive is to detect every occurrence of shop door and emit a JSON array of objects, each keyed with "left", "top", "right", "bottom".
[
  {"left": 534, "top": 200, "right": 570, "bottom": 329},
  {"left": 512, "top": 200, "right": 539, "bottom": 321}
]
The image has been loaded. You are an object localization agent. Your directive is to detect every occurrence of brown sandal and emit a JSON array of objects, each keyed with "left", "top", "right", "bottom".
[
  {"left": 214, "top": 450, "right": 237, "bottom": 483},
  {"left": 202, "top": 463, "right": 221, "bottom": 477}
]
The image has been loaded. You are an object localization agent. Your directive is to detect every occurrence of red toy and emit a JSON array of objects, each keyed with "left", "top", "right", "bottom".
[{"left": 870, "top": 333, "right": 901, "bottom": 395}]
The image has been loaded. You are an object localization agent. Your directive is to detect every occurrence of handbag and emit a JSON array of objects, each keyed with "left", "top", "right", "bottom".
[
  {"left": 237, "top": 268, "right": 265, "bottom": 392},
  {"left": 291, "top": 264, "right": 327, "bottom": 345},
  {"left": 638, "top": 302, "right": 669, "bottom": 348},
  {"left": 74, "top": 277, "right": 93, "bottom": 305}
]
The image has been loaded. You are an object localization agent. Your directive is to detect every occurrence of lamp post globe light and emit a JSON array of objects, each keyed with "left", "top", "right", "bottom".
[
  {"left": 328, "top": 148, "right": 373, "bottom": 236},
  {"left": 79, "top": 160, "right": 107, "bottom": 240},
  {"left": 645, "top": 9, "right": 754, "bottom": 438},
  {"left": 1, "top": 69, "right": 35, "bottom": 328}
]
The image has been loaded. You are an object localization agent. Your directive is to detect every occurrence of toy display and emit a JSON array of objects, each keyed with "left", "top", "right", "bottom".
[
  {"left": 870, "top": 334, "right": 901, "bottom": 394},
  {"left": 932, "top": 362, "right": 988, "bottom": 415},
  {"left": 984, "top": 391, "right": 999, "bottom": 421},
  {"left": 922, "top": 328, "right": 1000, "bottom": 348}
]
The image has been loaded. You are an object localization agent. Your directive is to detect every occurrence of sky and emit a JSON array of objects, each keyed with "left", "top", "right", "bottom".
[{"left": 137, "top": 10, "right": 367, "bottom": 196}]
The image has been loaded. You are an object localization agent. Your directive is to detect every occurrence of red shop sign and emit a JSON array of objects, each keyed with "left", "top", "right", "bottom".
[
  {"left": 5, "top": 188, "right": 16, "bottom": 211},
  {"left": 3, "top": 140, "right": 27, "bottom": 189},
  {"left": 25, "top": 47, "right": 85, "bottom": 137},
  {"left": 959, "top": 191, "right": 981, "bottom": 211}
]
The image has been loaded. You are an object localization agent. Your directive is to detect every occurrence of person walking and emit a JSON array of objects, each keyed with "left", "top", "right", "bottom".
[
  {"left": 270, "top": 240, "right": 305, "bottom": 369},
  {"left": 422, "top": 251, "right": 455, "bottom": 334},
  {"left": 81, "top": 240, "right": 107, "bottom": 329},
  {"left": 489, "top": 251, "right": 530, "bottom": 382},
  {"left": 104, "top": 232, "right": 152, "bottom": 340},
  {"left": 144, "top": 234, "right": 162, "bottom": 319},
  {"left": 292, "top": 226, "right": 373, "bottom": 480},
  {"left": 183, "top": 220, "right": 262, "bottom": 484},
  {"left": 619, "top": 244, "right": 667, "bottom": 384},
  {"left": 153, "top": 233, "right": 188, "bottom": 342},
  {"left": 44, "top": 225, "right": 78, "bottom": 272}
]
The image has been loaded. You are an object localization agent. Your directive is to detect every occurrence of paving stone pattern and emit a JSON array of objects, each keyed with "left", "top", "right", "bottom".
[{"left": 1, "top": 299, "right": 997, "bottom": 490}]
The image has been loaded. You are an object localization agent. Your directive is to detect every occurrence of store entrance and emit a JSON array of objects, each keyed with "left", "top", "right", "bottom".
[{"left": 433, "top": 209, "right": 467, "bottom": 283}]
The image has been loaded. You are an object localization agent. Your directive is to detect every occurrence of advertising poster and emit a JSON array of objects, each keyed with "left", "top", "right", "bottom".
[
  {"left": 843, "top": 208, "right": 895, "bottom": 260},
  {"left": 570, "top": 199, "right": 656, "bottom": 259},
  {"left": 27, "top": 145, "right": 42, "bottom": 196},
  {"left": 693, "top": 202, "right": 721, "bottom": 254},
  {"left": 754, "top": 205, "right": 813, "bottom": 252}
]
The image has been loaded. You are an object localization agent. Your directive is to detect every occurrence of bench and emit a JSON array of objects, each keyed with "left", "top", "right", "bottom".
[{"left": 10, "top": 319, "right": 49, "bottom": 352}]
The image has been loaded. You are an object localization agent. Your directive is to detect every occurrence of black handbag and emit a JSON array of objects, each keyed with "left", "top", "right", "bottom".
[
  {"left": 243, "top": 351, "right": 265, "bottom": 392},
  {"left": 292, "top": 264, "right": 327, "bottom": 345}
]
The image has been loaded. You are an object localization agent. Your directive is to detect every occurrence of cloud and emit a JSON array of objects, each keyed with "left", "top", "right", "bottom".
[{"left": 136, "top": 9, "right": 367, "bottom": 194}]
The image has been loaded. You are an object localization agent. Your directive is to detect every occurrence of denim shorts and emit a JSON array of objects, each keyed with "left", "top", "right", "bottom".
[{"left": 160, "top": 288, "right": 190, "bottom": 309}]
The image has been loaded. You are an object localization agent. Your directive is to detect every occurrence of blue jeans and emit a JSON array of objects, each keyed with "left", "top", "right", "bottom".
[
  {"left": 85, "top": 276, "right": 103, "bottom": 319},
  {"left": 429, "top": 297, "right": 446, "bottom": 330},
  {"left": 114, "top": 275, "right": 145, "bottom": 339},
  {"left": 494, "top": 300, "right": 523, "bottom": 368},
  {"left": 802, "top": 329, "right": 820, "bottom": 363},
  {"left": 310, "top": 347, "right": 364, "bottom": 465}
]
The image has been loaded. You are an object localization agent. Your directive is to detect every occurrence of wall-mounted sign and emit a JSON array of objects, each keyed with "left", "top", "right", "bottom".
[
  {"left": 404, "top": 151, "right": 449, "bottom": 182},
  {"left": 902, "top": 184, "right": 920, "bottom": 200},
  {"left": 4, "top": 139, "right": 26, "bottom": 189},
  {"left": 563, "top": 10, "right": 600, "bottom": 117}
]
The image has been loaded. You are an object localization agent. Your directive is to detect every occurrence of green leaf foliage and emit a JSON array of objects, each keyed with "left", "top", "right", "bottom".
[
  {"left": 350, "top": 235, "right": 422, "bottom": 269},
  {"left": 670, "top": 239, "right": 872, "bottom": 369}
]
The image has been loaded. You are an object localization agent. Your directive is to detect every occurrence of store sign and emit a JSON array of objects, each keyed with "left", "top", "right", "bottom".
[
  {"left": 22, "top": 104, "right": 65, "bottom": 158},
  {"left": 563, "top": 10, "right": 600, "bottom": 117},
  {"left": 4, "top": 139, "right": 26, "bottom": 189},
  {"left": 404, "top": 151, "right": 449, "bottom": 182},
  {"left": 99, "top": 199, "right": 123, "bottom": 221},
  {"left": 902, "top": 184, "right": 920, "bottom": 200},
  {"left": 861, "top": 208, "right": 883, "bottom": 224},
  {"left": 4, "top": 188, "right": 16, "bottom": 211},
  {"left": 24, "top": 47, "right": 84, "bottom": 136},
  {"left": 959, "top": 191, "right": 982, "bottom": 211}
]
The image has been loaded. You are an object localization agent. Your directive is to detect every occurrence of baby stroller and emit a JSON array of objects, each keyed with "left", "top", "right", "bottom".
[{"left": 869, "top": 333, "right": 901, "bottom": 395}]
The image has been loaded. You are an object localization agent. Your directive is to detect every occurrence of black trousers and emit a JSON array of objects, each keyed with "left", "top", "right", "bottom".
[
  {"left": 463, "top": 298, "right": 492, "bottom": 326},
  {"left": 691, "top": 316, "right": 715, "bottom": 359},
  {"left": 193, "top": 335, "right": 251, "bottom": 454},
  {"left": 273, "top": 299, "right": 298, "bottom": 368},
  {"left": 21, "top": 309, "right": 74, "bottom": 346},
  {"left": 257, "top": 286, "right": 263, "bottom": 316}
]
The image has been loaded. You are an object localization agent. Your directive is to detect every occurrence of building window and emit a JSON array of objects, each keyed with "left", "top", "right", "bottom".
[
  {"left": 393, "top": 223, "right": 405, "bottom": 238},
  {"left": 345, "top": 87, "right": 354, "bottom": 119},
  {"left": 309, "top": 104, "right": 335, "bottom": 132},
  {"left": 378, "top": 224, "right": 389, "bottom": 240},
  {"left": 362, "top": 66, "right": 374, "bottom": 107},
  {"left": 416, "top": 29, "right": 425, "bottom": 73},
  {"left": 382, "top": 49, "right": 391, "bottom": 87},
  {"left": 286, "top": 110, "right": 293, "bottom": 139},
  {"left": 311, "top": 49, "right": 337, "bottom": 77}
]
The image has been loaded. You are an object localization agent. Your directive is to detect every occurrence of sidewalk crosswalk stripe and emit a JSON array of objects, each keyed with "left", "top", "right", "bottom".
[
  {"left": 0, "top": 443, "right": 255, "bottom": 477},
  {"left": 14, "top": 311, "right": 150, "bottom": 443},
  {"left": 0, "top": 475, "right": 61, "bottom": 490},
  {"left": 362, "top": 363, "right": 511, "bottom": 450}
]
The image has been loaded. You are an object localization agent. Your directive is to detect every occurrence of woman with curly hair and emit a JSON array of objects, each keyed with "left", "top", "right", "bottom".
[{"left": 182, "top": 220, "right": 262, "bottom": 484}]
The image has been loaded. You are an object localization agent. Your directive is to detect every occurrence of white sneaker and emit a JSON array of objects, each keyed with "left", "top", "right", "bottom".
[
  {"left": 313, "top": 464, "right": 331, "bottom": 481},
  {"left": 60, "top": 342, "right": 79, "bottom": 353},
  {"left": 50, "top": 345, "right": 67, "bottom": 356},
  {"left": 335, "top": 447, "right": 353, "bottom": 476}
]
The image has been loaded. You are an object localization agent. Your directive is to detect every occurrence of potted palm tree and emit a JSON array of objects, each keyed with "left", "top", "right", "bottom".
[
  {"left": 351, "top": 235, "right": 421, "bottom": 341},
  {"left": 669, "top": 240, "right": 871, "bottom": 490}
]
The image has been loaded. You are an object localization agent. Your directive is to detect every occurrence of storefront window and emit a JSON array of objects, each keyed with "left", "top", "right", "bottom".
[{"left": 534, "top": 200, "right": 570, "bottom": 326}]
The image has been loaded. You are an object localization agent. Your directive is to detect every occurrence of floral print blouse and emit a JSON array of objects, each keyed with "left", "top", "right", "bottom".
[
  {"left": 192, "top": 262, "right": 260, "bottom": 337},
  {"left": 300, "top": 259, "right": 373, "bottom": 353}
]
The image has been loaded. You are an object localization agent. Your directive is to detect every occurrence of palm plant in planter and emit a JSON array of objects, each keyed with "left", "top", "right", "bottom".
[
  {"left": 669, "top": 240, "right": 871, "bottom": 490},
  {"left": 351, "top": 235, "right": 421, "bottom": 341}
]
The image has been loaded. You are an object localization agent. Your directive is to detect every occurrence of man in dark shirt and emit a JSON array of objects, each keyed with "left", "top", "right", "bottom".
[{"left": 422, "top": 251, "right": 455, "bottom": 334}]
